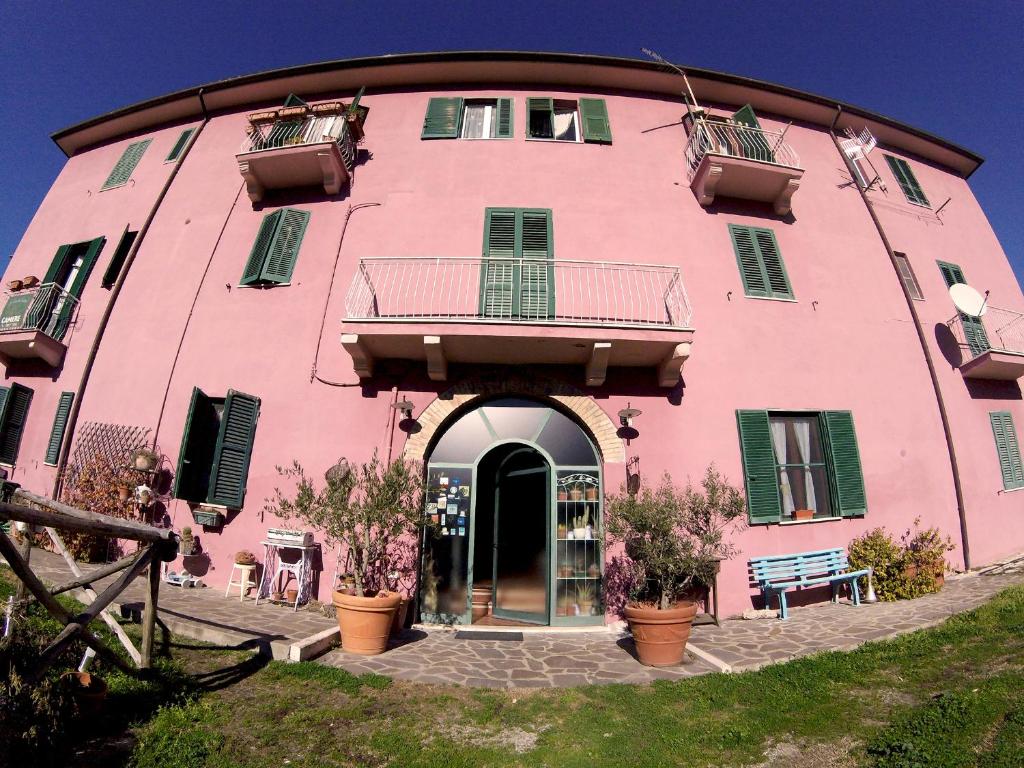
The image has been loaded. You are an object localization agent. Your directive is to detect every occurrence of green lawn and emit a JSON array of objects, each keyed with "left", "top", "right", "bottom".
[{"left": 2, "top": 571, "right": 1023, "bottom": 768}]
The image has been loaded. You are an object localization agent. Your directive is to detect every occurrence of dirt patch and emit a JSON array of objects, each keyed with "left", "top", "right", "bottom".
[
  {"left": 750, "top": 736, "right": 858, "bottom": 768},
  {"left": 431, "top": 723, "right": 549, "bottom": 754}
]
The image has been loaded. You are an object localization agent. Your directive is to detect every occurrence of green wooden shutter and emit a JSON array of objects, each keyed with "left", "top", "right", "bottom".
[
  {"left": 579, "top": 98, "right": 612, "bottom": 143},
  {"left": 0, "top": 384, "right": 33, "bottom": 465},
  {"left": 495, "top": 98, "right": 514, "bottom": 138},
  {"left": 730, "top": 105, "right": 773, "bottom": 161},
  {"left": 44, "top": 392, "right": 74, "bottom": 466},
  {"left": 174, "top": 387, "right": 213, "bottom": 502},
  {"left": 43, "top": 244, "right": 73, "bottom": 284},
  {"left": 527, "top": 98, "right": 554, "bottom": 138},
  {"left": 101, "top": 228, "right": 138, "bottom": 288},
  {"left": 101, "top": 139, "right": 152, "bottom": 190},
  {"left": 962, "top": 315, "right": 991, "bottom": 357},
  {"left": 937, "top": 260, "right": 966, "bottom": 288},
  {"left": 884, "top": 154, "right": 930, "bottom": 206},
  {"left": 261, "top": 209, "right": 309, "bottom": 284},
  {"left": 208, "top": 390, "right": 260, "bottom": 508},
  {"left": 519, "top": 210, "right": 554, "bottom": 319},
  {"left": 421, "top": 97, "right": 464, "bottom": 139},
  {"left": 729, "top": 225, "right": 768, "bottom": 297},
  {"left": 241, "top": 211, "right": 282, "bottom": 286},
  {"left": 823, "top": 411, "right": 867, "bottom": 517},
  {"left": 736, "top": 410, "right": 782, "bottom": 524},
  {"left": 990, "top": 412, "right": 1024, "bottom": 490},
  {"left": 165, "top": 128, "right": 195, "bottom": 162},
  {"left": 51, "top": 236, "right": 105, "bottom": 342},
  {"left": 753, "top": 229, "right": 793, "bottom": 299},
  {"left": 731, "top": 104, "right": 762, "bottom": 129},
  {"left": 480, "top": 209, "right": 516, "bottom": 318}
]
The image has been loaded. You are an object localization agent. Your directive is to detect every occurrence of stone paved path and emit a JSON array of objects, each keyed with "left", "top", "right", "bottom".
[{"left": 8, "top": 548, "right": 1024, "bottom": 688}]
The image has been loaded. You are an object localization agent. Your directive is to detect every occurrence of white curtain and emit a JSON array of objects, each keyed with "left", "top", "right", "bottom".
[
  {"left": 793, "top": 418, "right": 817, "bottom": 512},
  {"left": 770, "top": 420, "right": 795, "bottom": 515},
  {"left": 462, "top": 104, "right": 485, "bottom": 138},
  {"left": 553, "top": 110, "right": 577, "bottom": 141}
]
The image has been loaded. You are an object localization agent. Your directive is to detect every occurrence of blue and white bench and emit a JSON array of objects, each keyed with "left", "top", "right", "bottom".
[{"left": 750, "top": 548, "right": 869, "bottom": 620}]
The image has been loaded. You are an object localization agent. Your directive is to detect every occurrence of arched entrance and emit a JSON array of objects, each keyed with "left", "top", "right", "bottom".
[{"left": 419, "top": 397, "right": 603, "bottom": 626}]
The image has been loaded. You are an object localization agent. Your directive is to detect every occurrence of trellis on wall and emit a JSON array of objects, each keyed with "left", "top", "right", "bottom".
[{"left": 58, "top": 421, "right": 151, "bottom": 497}]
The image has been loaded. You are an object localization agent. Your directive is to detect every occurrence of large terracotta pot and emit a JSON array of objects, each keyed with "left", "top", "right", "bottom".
[
  {"left": 624, "top": 601, "right": 698, "bottom": 667},
  {"left": 390, "top": 597, "right": 410, "bottom": 636},
  {"left": 471, "top": 583, "right": 492, "bottom": 623},
  {"left": 333, "top": 591, "right": 400, "bottom": 655}
]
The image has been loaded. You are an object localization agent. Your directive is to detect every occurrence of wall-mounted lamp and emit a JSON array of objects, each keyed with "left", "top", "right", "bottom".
[
  {"left": 392, "top": 400, "right": 415, "bottom": 420},
  {"left": 618, "top": 405, "right": 642, "bottom": 428}
]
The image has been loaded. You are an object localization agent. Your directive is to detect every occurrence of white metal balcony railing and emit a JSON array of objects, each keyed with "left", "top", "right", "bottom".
[
  {"left": 947, "top": 306, "right": 1024, "bottom": 359},
  {"left": 0, "top": 283, "right": 79, "bottom": 340},
  {"left": 344, "top": 257, "right": 693, "bottom": 329},
  {"left": 684, "top": 118, "right": 801, "bottom": 181},
  {"left": 241, "top": 114, "right": 357, "bottom": 171}
]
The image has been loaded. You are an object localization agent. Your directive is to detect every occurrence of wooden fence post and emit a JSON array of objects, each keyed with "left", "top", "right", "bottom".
[{"left": 141, "top": 557, "right": 161, "bottom": 668}]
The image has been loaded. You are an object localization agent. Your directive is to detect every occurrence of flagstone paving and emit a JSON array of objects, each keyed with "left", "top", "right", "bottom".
[{"left": 8, "top": 547, "right": 1024, "bottom": 688}]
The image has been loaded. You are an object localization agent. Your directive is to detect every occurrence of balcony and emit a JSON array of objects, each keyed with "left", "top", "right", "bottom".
[
  {"left": 0, "top": 283, "right": 78, "bottom": 367},
  {"left": 947, "top": 306, "right": 1024, "bottom": 381},
  {"left": 684, "top": 118, "right": 803, "bottom": 215},
  {"left": 341, "top": 257, "right": 694, "bottom": 387},
  {"left": 236, "top": 100, "right": 367, "bottom": 203}
]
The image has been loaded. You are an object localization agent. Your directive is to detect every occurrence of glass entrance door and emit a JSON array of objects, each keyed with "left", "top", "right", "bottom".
[{"left": 492, "top": 448, "right": 549, "bottom": 624}]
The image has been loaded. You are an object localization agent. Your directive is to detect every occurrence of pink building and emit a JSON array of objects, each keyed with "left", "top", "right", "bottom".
[{"left": 1, "top": 52, "right": 1021, "bottom": 625}]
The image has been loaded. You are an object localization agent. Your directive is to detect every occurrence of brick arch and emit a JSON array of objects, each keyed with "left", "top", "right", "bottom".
[{"left": 404, "top": 372, "right": 625, "bottom": 464}]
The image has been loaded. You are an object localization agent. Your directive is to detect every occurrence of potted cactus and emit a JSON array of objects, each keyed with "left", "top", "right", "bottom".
[
  {"left": 576, "top": 581, "right": 596, "bottom": 615},
  {"left": 606, "top": 466, "right": 746, "bottom": 666},
  {"left": 180, "top": 527, "right": 197, "bottom": 556},
  {"left": 572, "top": 510, "right": 590, "bottom": 540}
]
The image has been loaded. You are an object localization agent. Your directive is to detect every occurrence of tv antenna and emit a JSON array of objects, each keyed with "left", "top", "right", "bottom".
[{"left": 642, "top": 48, "right": 702, "bottom": 120}]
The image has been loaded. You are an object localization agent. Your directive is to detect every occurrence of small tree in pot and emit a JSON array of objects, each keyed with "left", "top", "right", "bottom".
[
  {"left": 606, "top": 466, "right": 746, "bottom": 666},
  {"left": 265, "top": 451, "right": 425, "bottom": 656}
]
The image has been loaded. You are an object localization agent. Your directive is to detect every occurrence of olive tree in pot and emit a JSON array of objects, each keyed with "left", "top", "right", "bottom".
[
  {"left": 265, "top": 452, "right": 424, "bottom": 656},
  {"left": 606, "top": 466, "right": 746, "bottom": 666}
]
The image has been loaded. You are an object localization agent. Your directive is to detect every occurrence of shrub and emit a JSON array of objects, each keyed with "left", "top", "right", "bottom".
[
  {"left": 58, "top": 451, "right": 141, "bottom": 561},
  {"left": 849, "top": 519, "right": 954, "bottom": 601}
]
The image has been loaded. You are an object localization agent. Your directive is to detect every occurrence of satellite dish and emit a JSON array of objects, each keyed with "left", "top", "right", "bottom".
[{"left": 949, "top": 283, "right": 988, "bottom": 317}]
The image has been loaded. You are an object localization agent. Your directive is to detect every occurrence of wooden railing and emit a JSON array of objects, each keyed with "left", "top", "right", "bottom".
[{"left": 0, "top": 487, "right": 178, "bottom": 680}]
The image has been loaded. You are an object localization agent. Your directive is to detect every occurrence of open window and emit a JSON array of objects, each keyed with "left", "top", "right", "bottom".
[
  {"left": 0, "top": 383, "right": 33, "bottom": 466},
  {"left": 240, "top": 209, "right": 310, "bottom": 286},
  {"left": 527, "top": 98, "right": 611, "bottom": 143},
  {"left": 174, "top": 388, "right": 260, "bottom": 508}
]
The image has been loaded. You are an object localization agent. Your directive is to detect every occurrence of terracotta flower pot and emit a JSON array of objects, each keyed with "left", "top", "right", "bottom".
[
  {"left": 585, "top": 487, "right": 599, "bottom": 501},
  {"left": 117, "top": 485, "right": 131, "bottom": 502},
  {"left": 471, "top": 584, "right": 491, "bottom": 623},
  {"left": 390, "top": 597, "right": 410, "bottom": 635},
  {"left": 286, "top": 588, "right": 298, "bottom": 603},
  {"left": 21, "top": 275, "right": 39, "bottom": 288},
  {"left": 625, "top": 601, "right": 698, "bottom": 667},
  {"left": 7, "top": 279, "right": 23, "bottom": 291},
  {"left": 333, "top": 590, "right": 401, "bottom": 656},
  {"left": 793, "top": 509, "right": 814, "bottom": 521}
]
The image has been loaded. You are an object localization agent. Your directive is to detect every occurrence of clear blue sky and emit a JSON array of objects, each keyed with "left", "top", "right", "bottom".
[{"left": 1, "top": 0, "right": 1021, "bottom": 286}]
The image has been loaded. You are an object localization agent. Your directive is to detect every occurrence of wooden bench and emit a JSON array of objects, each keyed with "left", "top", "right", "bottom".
[{"left": 750, "top": 548, "right": 869, "bottom": 620}]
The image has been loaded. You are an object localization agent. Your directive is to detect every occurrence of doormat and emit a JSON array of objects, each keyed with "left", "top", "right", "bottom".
[{"left": 454, "top": 631, "right": 524, "bottom": 641}]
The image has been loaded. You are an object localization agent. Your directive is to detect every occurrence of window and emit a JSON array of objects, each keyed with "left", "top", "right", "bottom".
[
  {"left": 990, "top": 412, "right": 1024, "bottom": 490},
  {"left": 101, "top": 229, "right": 138, "bottom": 288},
  {"left": 893, "top": 252, "right": 924, "bottom": 300},
  {"left": 480, "top": 208, "right": 554, "bottom": 320},
  {"left": 174, "top": 388, "right": 260, "bottom": 508},
  {"left": 937, "top": 260, "right": 990, "bottom": 356},
  {"left": 736, "top": 410, "right": 867, "bottom": 524},
  {"left": 44, "top": 392, "right": 74, "bottom": 466},
  {"left": 0, "top": 383, "right": 34, "bottom": 465},
  {"left": 31, "top": 237, "right": 106, "bottom": 341},
  {"left": 728, "top": 224, "right": 794, "bottom": 300},
  {"left": 884, "top": 154, "right": 929, "bottom": 207},
  {"left": 165, "top": 128, "right": 195, "bottom": 162},
  {"left": 527, "top": 98, "right": 611, "bottom": 143},
  {"left": 421, "top": 97, "right": 513, "bottom": 139},
  {"left": 101, "top": 139, "right": 152, "bottom": 190},
  {"left": 240, "top": 208, "right": 310, "bottom": 286}
]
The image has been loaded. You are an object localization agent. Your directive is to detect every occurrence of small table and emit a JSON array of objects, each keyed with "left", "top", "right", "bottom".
[{"left": 255, "top": 540, "right": 316, "bottom": 612}]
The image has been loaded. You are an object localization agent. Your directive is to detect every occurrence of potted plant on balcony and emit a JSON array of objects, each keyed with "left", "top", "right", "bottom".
[
  {"left": 131, "top": 448, "right": 159, "bottom": 472},
  {"left": 266, "top": 451, "right": 426, "bottom": 656},
  {"left": 21, "top": 275, "right": 39, "bottom": 289},
  {"left": 606, "top": 466, "right": 745, "bottom": 666},
  {"left": 7, "top": 279, "right": 23, "bottom": 291}
]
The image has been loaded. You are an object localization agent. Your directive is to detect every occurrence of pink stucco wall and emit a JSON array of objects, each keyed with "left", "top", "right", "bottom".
[{"left": 2, "top": 75, "right": 1021, "bottom": 621}]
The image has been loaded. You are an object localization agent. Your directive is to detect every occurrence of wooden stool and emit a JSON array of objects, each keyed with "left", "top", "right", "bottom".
[{"left": 225, "top": 563, "right": 257, "bottom": 602}]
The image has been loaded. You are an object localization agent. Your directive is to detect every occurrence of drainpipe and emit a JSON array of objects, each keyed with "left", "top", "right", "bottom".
[
  {"left": 53, "top": 91, "right": 211, "bottom": 499},
  {"left": 828, "top": 106, "right": 971, "bottom": 570}
]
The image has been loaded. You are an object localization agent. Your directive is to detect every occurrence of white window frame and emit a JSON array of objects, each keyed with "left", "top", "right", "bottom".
[{"left": 461, "top": 99, "right": 499, "bottom": 140}]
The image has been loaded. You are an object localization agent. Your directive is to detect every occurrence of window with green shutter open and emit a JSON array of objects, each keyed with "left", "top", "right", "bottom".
[
  {"left": 174, "top": 387, "right": 260, "bottom": 508},
  {"left": 421, "top": 97, "right": 514, "bottom": 139},
  {"left": 240, "top": 209, "right": 310, "bottom": 286},
  {"left": 480, "top": 208, "right": 554, "bottom": 320},
  {"left": 526, "top": 97, "right": 612, "bottom": 143},
  {"left": 736, "top": 409, "right": 866, "bottom": 524},
  {"left": 989, "top": 412, "right": 1024, "bottom": 491},
  {"left": 884, "top": 154, "right": 930, "bottom": 207},
  {"left": 44, "top": 392, "right": 74, "bottom": 466},
  {"left": 0, "top": 383, "right": 34, "bottom": 466},
  {"left": 101, "top": 139, "right": 152, "bottom": 190},
  {"left": 937, "top": 260, "right": 991, "bottom": 357},
  {"left": 728, "top": 224, "right": 794, "bottom": 300}
]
